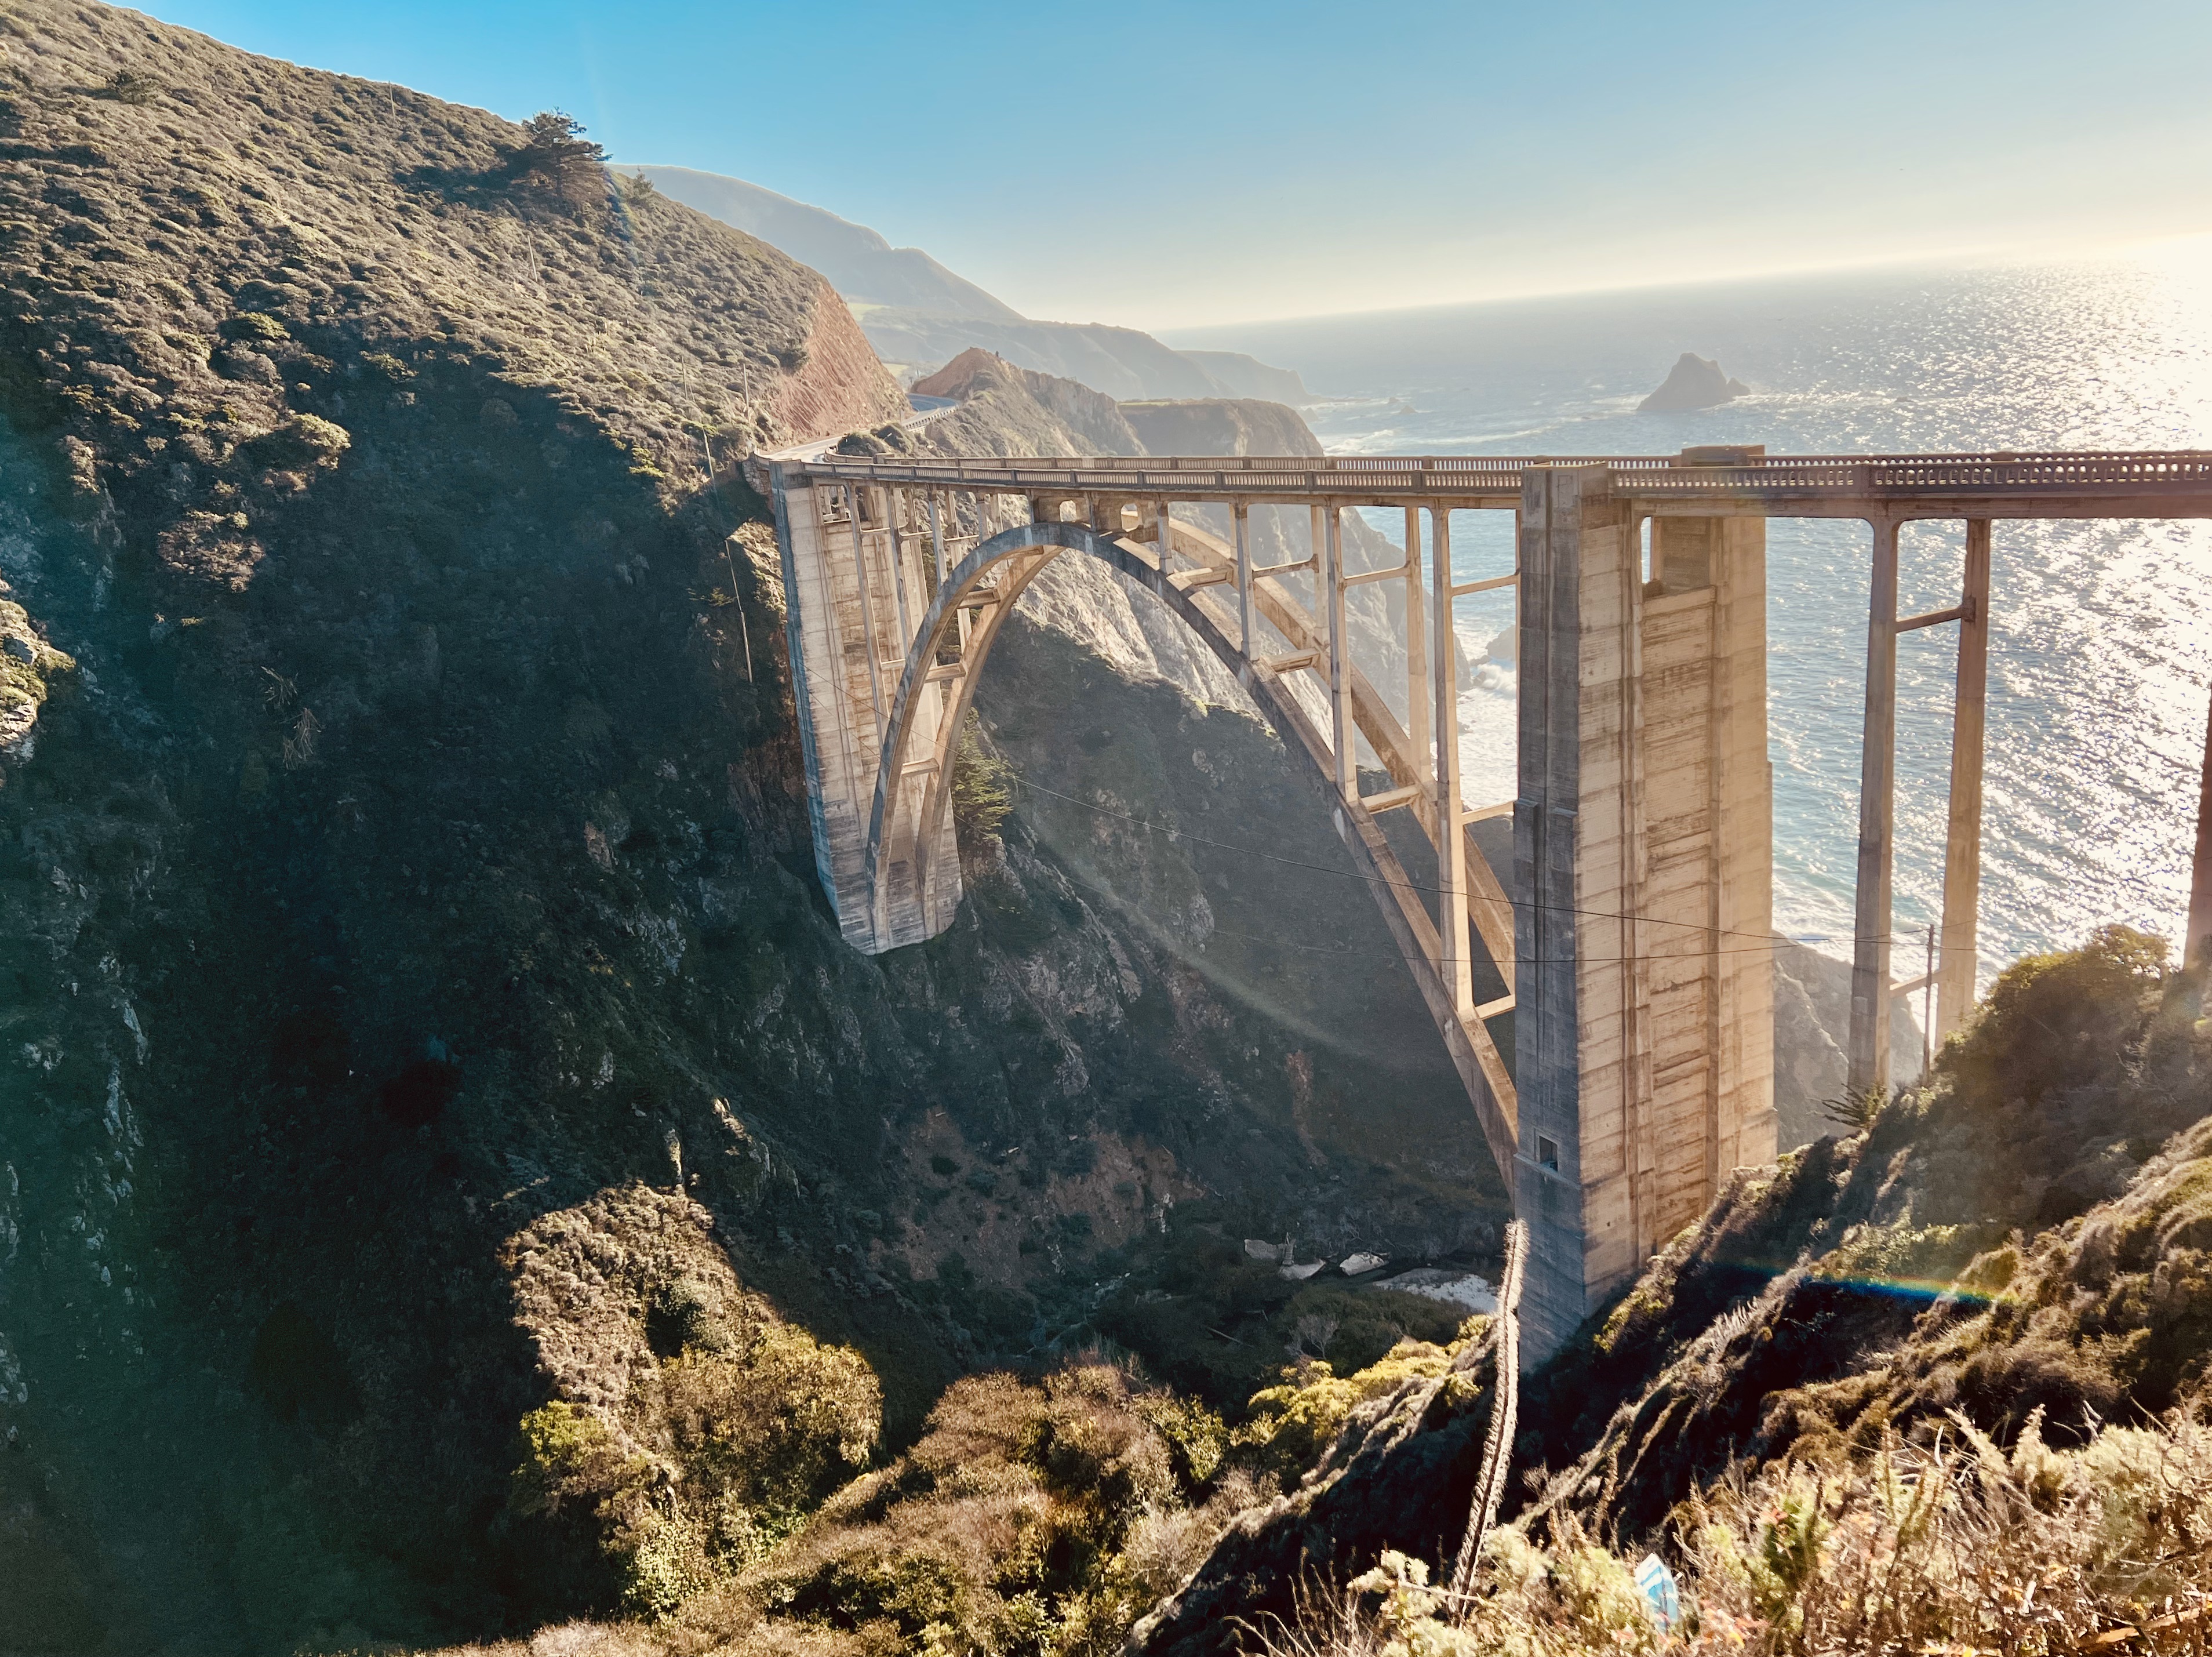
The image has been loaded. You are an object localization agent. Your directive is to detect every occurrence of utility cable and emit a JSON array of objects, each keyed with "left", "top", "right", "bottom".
[
  {"left": 1048, "top": 841, "right": 1881, "bottom": 970},
  {"left": 1016, "top": 776, "right": 1909, "bottom": 951}
]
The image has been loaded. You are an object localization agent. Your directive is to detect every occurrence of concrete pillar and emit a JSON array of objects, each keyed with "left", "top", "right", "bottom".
[
  {"left": 1936, "top": 519, "right": 1993, "bottom": 1037},
  {"left": 1323, "top": 506, "right": 1355, "bottom": 795},
  {"left": 849, "top": 489, "right": 887, "bottom": 741},
  {"left": 1848, "top": 518, "right": 1902, "bottom": 1097},
  {"left": 1405, "top": 507, "right": 1433, "bottom": 797},
  {"left": 1433, "top": 507, "right": 1473, "bottom": 1016},
  {"left": 1642, "top": 475, "right": 1775, "bottom": 1240},
  {"left": 1234, "top": 503, "right": 1254, "bottom": 656},
  {"left": 2192, "top": 684, "right": 2212, "bottom": 968},
  {"left": 1514, "top": 463, "right": 1624, "bottom": 1356},
  {"left": 767, "top": 472, "right": 964, "bottom": 954}
]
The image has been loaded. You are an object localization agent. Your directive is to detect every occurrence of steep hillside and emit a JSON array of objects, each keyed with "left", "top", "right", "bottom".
[
  {"left": 1119, "top": 396, "right": 1325, "bottom": 457},
  {"left": 864, "top": 307, "right": 1229, "bottom": 399},
  {"left": 619, "top": 166, "right": 1022, "bottom": 325},
  {"left": 0, "top": 8, "right": 1507, "bottom": 1650},
  {"left": 1175, "top": 348, "right": 1312, "bottom": 405},
  {"left": 911, "top": 346, "right": 1143, "bottom": 457},
  {"left": 1131, "top": 929, "right": 2209, "bottom": 1654}
]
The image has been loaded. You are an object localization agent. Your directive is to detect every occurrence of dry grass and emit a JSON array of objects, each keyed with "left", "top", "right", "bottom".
[{"left": 1253, "top": 1400, "right": 2212, "bottom": 1655}]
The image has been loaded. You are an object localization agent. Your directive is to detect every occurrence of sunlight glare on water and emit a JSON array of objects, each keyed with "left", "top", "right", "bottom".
[{"left": 1232, "top": 248, "right": 2212, "bottom": 981}]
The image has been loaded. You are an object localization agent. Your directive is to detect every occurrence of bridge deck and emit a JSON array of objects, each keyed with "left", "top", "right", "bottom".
[{"left": 782, "top": 448, "right": 2212, "bottom": 519}]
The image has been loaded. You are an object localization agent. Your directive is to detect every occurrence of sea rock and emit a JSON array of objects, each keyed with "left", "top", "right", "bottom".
[{"left": 1638, "top": 352, "right": 1752, "bottom": 413}]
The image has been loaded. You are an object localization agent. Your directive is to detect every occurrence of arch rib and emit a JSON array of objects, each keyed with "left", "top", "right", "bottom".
[{"left": 858, "top": 519, "right": 1519, "bottom": 1186}]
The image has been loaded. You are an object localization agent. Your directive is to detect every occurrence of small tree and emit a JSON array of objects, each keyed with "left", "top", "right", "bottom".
[{"left": 513, "top": 110, "right": 607, "bottom": 208}]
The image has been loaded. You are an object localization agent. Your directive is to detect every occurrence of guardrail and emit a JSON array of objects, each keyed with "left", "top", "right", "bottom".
[{"left": 762, "top": 448, "right": 2212, "bottom": 508}]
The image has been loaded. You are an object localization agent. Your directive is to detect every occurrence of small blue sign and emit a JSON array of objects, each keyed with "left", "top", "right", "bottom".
[{"left": 1635, "top": 1552, "right": 1680, "bottom": 1632}]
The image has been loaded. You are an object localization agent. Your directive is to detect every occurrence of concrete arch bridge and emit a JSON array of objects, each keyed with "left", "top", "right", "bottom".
[{"left": 750, "top": 446, "right": 2212, "bottom": 1356}]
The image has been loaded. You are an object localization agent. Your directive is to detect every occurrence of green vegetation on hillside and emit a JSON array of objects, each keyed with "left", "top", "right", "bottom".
[{"left": 1131, "top": 930, "right": 2212, "bottom": 1654}]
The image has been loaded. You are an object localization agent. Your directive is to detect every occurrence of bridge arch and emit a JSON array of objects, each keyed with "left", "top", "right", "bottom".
[{"left": 854, "top": 517, "right": 1522, "bottom": 1189}]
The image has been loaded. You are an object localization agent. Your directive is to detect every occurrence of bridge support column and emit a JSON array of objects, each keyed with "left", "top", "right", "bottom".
[
  {"left": 1643, "top": 493, "right": 1775, "bottom": 1240},
  {"left": 1516, "top": 465, "right": 1774, "bottom": 1358},
  {"left": 1849, "top": 518, "right": 1902, "bottom": 1096},
  {"left": 1936, "top": 519, "right": 1993, "bottom": 1038}
]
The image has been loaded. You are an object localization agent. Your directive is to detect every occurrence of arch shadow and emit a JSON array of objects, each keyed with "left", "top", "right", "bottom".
[{"left": 857, "top": 519, "right": 1519, "bottom": 1185}]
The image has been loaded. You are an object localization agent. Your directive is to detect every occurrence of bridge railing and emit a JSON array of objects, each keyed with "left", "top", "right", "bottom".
[{"left": 777, "top": 448, "right": 2212, "bottom": 506}]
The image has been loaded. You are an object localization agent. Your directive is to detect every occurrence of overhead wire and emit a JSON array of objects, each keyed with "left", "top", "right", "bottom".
[{"left": 1014, "top": 775, "right": 1911, "bottom": 956}]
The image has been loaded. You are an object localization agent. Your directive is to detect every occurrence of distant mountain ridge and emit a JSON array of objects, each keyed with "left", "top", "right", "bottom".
[
  {"left": 622, "top": 167, "right": 1023, "bottom": 324},
  {"left": 624, "top": 164, "right": 1312, "bottom": 405}
]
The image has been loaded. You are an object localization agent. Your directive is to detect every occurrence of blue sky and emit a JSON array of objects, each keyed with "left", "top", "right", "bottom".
[{"left": 141, "top": 0, "right": 2212, "bottom": 329}]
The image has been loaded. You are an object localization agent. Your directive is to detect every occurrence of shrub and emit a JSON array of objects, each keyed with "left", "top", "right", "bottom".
[
  {"left": 653, "top": 1323, "right": 882, "bottom": 1519},
  {"left": 247, "top": 413, "right": 351, "bottom": 470},
  {"left": 1235, "top": 1334, "right": 1480, "bottom": 1484},
  {"left": 1261, "top": 1409, "right": 2212, "bottom": 1657},
  {"left": 742, "top": 1361, "right": 1238, "bottom": 1652},
  {"left": 1944, "top": 924, "right": 2167, "bottom": 1107},
  {"left": 221, "top": 310, "right": 289, "bottom": 343},
  {"left": 101, "top": 69, "right": 161, "bottom": 104}
]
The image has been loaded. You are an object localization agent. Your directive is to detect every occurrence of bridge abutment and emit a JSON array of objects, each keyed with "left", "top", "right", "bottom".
[{"left": 770, "top": 468, "right": 965, "bottom": 950}]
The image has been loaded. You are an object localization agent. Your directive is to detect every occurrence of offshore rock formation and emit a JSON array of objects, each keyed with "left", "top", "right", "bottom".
[{"left": 1638, "top": 351, "right": 1752, "bottom": 412}]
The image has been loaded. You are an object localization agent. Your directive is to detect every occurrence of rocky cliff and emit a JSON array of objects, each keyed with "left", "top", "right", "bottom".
[{"left": 1118, "top": 396, "right": 1325, "bottom": 457}]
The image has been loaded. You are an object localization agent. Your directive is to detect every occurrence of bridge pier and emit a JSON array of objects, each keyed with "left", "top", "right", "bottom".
[{"left": 1514, "top": 463, "right": 1776, "bottom": 1353}]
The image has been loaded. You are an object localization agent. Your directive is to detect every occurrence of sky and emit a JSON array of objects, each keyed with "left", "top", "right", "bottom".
[{"left": 141, "top": 0, "right": 2212, "bottom": 332}]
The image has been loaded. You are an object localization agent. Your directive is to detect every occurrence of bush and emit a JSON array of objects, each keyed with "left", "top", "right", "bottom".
[
  {"left": 741, "top": 1361, "right": 1238, "bottom": 1652},
  {"left": 511, "top": 1317, "right": 879, "bottom": 1623},
  {"left": 1235, "top": 1332, "right": 1482, "bottom": 1484},
  {"left": 653, "top": 1324, "right": 882, "bottom": 1520},
  {"left": 102, "top": 69, "right": 161, "bottom": 104},
  {"left": 221, "top": 311, "right": 290, "bottom": 343},
  {"left": 1944, "top": 924, "right": 2166, "bottom": 1107},
  {"left": 1262, "top": 1409, "right": 2212, "bottom": 1656},
  {"left": 248, "top": 413, "right": 351, "bottom": 470}
]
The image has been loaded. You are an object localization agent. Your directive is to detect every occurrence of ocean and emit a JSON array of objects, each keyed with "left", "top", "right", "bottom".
[{"left": 1171, "top": 249, "right": 2212, "bottom": 984}]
